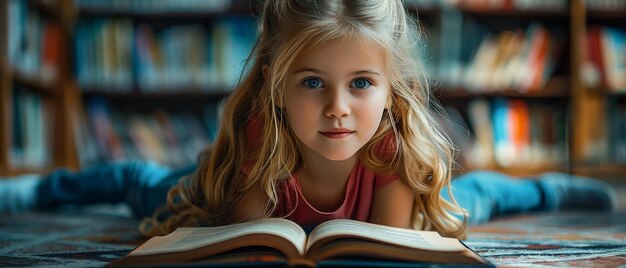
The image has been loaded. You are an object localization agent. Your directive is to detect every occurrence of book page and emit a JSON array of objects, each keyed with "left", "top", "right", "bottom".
[
  {"left": 130, "top": 218, "right": 307, "bottom": 256},
  {"left": 307, "top": 219, "right": 466, "bottom": 252},
  {"left": 442, "top": 237, "right": 469, "bottom": 249}
]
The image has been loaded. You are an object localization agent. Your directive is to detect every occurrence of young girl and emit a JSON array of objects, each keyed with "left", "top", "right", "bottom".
[{"left": 0, "top": 0, "right": 617, "bottom": 239}]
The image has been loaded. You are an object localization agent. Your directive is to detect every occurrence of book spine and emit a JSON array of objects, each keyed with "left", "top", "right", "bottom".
[
  {"left": 10, "top": 88, "right": 52, "bottom": 168},
  {"left": 81, "top": 98, "right": 224, "bottom": 167},
  {"left": 462, "top": 98, "right": 569, "bottom": 169},
  {"left": 601, "top": 27, "right": 626, "bottom": 92},
  {"left": 75, "top": 17, "right": 256, "bottom": 93}
]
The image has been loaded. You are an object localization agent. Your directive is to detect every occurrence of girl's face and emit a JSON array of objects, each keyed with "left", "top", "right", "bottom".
[{"left": 284, "top": 37, "right": 390, "bottom": 161}]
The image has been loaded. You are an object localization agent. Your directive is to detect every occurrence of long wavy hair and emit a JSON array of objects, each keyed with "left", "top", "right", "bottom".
[{"left": 140, "top": 0, "right": 467, "bottom": 239}]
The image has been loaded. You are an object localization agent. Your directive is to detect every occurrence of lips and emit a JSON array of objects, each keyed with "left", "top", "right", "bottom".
[{"left": 319, "top": 128, "right": 355, "bottom": 138}]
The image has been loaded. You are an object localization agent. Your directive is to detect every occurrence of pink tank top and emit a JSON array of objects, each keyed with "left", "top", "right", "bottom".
[
  {"left": 243, "top": 114, "right": 399, "bottom": 226},
  {"left": 275, "top": 161, "right": 398, "bottom": 226}
]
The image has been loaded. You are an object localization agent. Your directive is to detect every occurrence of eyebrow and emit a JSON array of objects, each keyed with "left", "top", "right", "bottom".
[{"left": 291, "top": 68, "right": 381, "bottom": 76}]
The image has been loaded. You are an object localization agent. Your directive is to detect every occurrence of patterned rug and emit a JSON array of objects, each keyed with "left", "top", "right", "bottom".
[
  {"left": 466, "top": 212, "right": 626, "bottom": 267},
  {"left": 1, "top": 206, "right": 625, "bottom": 267},
  {"left": 0, "top": 205, "right": 144, "bottom": 267}
]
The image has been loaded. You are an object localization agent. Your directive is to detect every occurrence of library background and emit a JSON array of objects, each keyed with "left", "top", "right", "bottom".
[{"left": 0, "top": 0, "right": 625, "bottom": 180}]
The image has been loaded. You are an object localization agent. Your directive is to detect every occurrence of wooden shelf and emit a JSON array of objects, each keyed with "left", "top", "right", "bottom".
[
  {"left": 1, "top": 166, "right": 55, "bottom": 176},
  {"left": 459, "top": 164, "right": 569, "bottom": 177},
  {"left": 437, "top": 77, "right": 570, "bottom": 99},
  {"left": 29, "top": 0, "right": 63, "bottom": 20},
  {"left": 11, "top": 69, "right": 59, "bottom": 96},
  {"left": 30, "top": 0, "right": 76, "bottom": 30},
  {"left": 586, "top": 86, "right": 626, "bottom": 96},
  {"left": 587, "top": 10, "right": 626, "bottom": 19},
  {"left": 571, "top": 164, "right": 626, "bottom": 180},
  {"left": 605, "top": 88, "right": 626, "bottom": 96}
]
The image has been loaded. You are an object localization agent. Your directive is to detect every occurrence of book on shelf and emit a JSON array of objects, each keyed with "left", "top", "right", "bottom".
[
  {"left": 461, "top": 98, "right": 567, "bottom": 169},
  {"left": 74, "top": 16, "right": 256, "bottom": 92},
  {"left": 461, "top": 23, "right": 561, "bottom": 93},
  {"left": 492, "top": 98, "right": 512, "bottom": 167},
  {"left": 522, "top": 24, "right": 553, "bottom": 91},
  {"left": 583, "top": 26, "right": 608, "bottom": 89},
  {"left": 599, "top": 27, "right": 626, "bottom": 92},
  {"left": 213, "top": 16, "right": 258, "bottom": 88},
  {"left": 110, "top": 218, "right": 491, "bottom": 267},
  {"left": 8, "top": 0, "right": 63, "bottom": 83},
  {"left": 466, "top": 99, "right": 494, "bottom": 168},
  {"left": 607, "top": 98, "right": 626, "bottom": 164},
  {"left": 584, "top": 26, "right": 626, "bottom": 92},
  {"left": 10, "top": 88, "right": 52, "bottom": 169},
  {"left": 437, "top": 8, "right": 465, "bottom": 88},
  {"left": 74, "top": 19, "right": 133, "bottom": 90},
  {"left": 77, "top": 97, "right": 221, "bottom": 167},
  {"left": 511, "top": 0, "right": 566, "bottom": 11},
  {"left": 586, "top": 0, "right": 626, "bottom": 11}
]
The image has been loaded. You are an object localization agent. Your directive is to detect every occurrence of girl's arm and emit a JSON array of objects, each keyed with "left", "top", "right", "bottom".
[
  {"left": 232, "top": 181, "right": 269, "bottom": 223},
  {"left": 369, "top": 179, "right": 415, "bottom": 228}
]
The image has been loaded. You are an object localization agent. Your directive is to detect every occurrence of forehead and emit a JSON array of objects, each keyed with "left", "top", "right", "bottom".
[{"left": 290, "top": 36, "right": 388, "bottom": 72}]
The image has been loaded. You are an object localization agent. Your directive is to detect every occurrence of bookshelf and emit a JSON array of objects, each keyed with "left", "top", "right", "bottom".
[
  {"left": 411, "top": 1, "right": 573, "bottom": 177},
  {"left": 1, "top": 0, "right": 624, "bottom": 179},
  {"left": 571, "top": 0, "right": 626, "bottom": 179},
  {"left": 0, "top": 0, "right": 79, "bottom": 176},
  {"left": 0, "top": 0, "right": 8, "bottom": 175},
  {"left": 68, "top": 0, "right": 254, "bottom": 168},
  {"left": 414, "top": 0, "right": 626, "bottom": 179}
]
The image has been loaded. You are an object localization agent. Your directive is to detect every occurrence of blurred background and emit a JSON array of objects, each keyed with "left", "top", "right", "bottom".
[{"left": 0, "top": 0, "right": 625, "bottom": 184}]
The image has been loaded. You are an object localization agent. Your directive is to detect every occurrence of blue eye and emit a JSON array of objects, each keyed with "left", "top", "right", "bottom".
[
  {"left": 303, "top": 78, "right": 324, "bottom": 89},
  {"left": 351, "top": 78, "right": 372, "bottom": 89}
]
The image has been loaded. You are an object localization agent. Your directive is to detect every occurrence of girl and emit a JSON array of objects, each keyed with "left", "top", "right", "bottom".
[
  {"left": 0, "top": 0, "right": 617, "bottom": 239},
  {"left": 150, "top": 0, "right": 466, "bottom": 237}
]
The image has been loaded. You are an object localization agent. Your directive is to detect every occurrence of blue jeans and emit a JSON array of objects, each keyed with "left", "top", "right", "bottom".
[
  {"left": 442, "top": 171, "right": 542, "bottom": 225},
  {"left": 37, "top": 160, "right": 195, "bottom": 218},
  {"left": 36, "top": 161, "right": 543, "bottom": 225}
]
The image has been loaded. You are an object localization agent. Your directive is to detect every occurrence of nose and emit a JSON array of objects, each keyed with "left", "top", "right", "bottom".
[{"left": 324, "top": 87, "right": 351, "bottom": 118}]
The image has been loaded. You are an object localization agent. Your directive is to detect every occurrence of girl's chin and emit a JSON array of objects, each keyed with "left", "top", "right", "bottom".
[
  {"left": 318, "top": 151, "right": 359, "bottom": 161},
  {"left": 298, "top": 140, "right": 361, "bottom": 162}
]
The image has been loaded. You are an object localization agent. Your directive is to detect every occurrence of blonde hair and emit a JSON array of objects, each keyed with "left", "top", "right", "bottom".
[{"left": 140, "top": 0, "right": 467, "bottom": 239}]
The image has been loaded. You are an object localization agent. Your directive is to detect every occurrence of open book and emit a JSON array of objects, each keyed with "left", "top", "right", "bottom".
[{"left": 110, "top": 218, "right": 491, "bottom": 267}]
